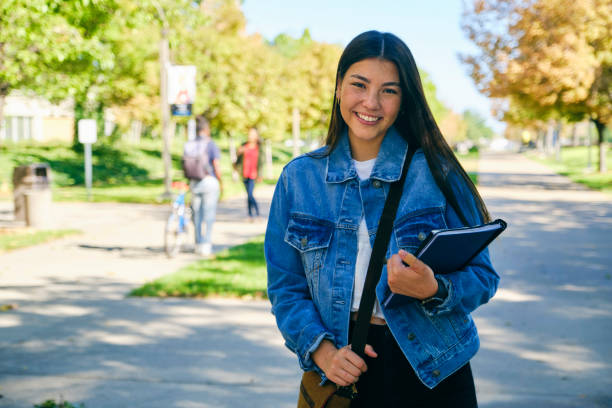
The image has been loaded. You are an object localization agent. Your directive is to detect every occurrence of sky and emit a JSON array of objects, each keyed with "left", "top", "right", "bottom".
[{"left": 241, "top": 0, "right": 505, "bottom": 134}]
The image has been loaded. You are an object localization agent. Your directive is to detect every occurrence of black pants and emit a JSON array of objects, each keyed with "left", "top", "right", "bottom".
[{"left": 350, "top": 322, "right": 478, "bottom": 408}]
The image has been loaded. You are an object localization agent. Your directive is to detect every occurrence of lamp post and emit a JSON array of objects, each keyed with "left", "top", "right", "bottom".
[{"left": 155, "top": 2, "right": 173, "bottom": 199}]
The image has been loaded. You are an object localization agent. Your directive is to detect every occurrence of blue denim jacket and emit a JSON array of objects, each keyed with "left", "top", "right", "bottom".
[{"left": 265, "top": 127, "right": 499, "bottom": 389}]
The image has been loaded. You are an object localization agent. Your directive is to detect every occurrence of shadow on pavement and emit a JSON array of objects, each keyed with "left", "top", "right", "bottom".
[
  {"left": 0, "top": 275, "right": 300, "bottom": 407},
  {"left": 472, "top": 192, "right": 612, "bottom": 407}
]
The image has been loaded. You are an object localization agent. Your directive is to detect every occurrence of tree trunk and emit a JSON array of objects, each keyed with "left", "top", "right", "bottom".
[
  {"left": 0, "top": 93, "right": 5, "bottom": 142},
  {"left": 593, "top": 120, "right": 607, "bottom": 173},
  {"left": 571, "top": 123, "right": 578, "bottom": 146},
  {"left": 292, "top": 107, "right": 300, "bottom": 158},
  {"left": 265, "top": 139, "right": 273, "bottom": 179},
  {"left": 545, "top": 120, "right": 555, "bottom": 156},
  {"left": 229, "top": 133, "right": 238, "bottom": 182},
  {"left": 554, "top": 121, "right": 562, "bottom": 162},
  {"left": 537, "top": 129, "right": 545, "bottom": 152}
]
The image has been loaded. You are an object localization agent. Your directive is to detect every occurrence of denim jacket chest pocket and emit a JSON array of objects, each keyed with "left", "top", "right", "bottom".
[
  {"left": 394, "top": 206, "right": 447, "bottom": 253},
  {"left": 284, "top": 214, "right": 334, "bottom": 301}
]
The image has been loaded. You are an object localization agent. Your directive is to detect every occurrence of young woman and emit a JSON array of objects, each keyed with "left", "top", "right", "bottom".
[
  {"left": 265, "top": 31, "right": 499, "bottom": 407},
  {"left": 235, "top": 127, "right": 263, "bottom": 221}
]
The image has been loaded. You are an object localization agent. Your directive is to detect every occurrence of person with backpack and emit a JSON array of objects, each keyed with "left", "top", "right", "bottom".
[{"left": 182, "top": 115, "right": 222, "bottom": 256}]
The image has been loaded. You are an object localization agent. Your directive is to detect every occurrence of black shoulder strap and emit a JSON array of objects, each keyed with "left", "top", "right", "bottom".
[{"left": 350, "top": 145, "right": 416, "bottom": 358}]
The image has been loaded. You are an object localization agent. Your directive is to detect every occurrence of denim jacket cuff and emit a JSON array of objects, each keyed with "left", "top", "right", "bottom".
[
  {"left": 420, "top": 275, "right": 454, "bottom": 316},
  {"left": 300, "top": 331, "right": 334, "bottom": 373}
]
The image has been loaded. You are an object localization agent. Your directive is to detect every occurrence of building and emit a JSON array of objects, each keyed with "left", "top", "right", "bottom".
[{"left": 0, "top": 93, "right": 74, "bottom": 143}]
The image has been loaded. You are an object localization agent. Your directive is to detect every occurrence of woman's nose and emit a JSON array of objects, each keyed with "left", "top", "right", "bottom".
[{"left": 362, "top": 90, "right": 381, "bottom": 110}]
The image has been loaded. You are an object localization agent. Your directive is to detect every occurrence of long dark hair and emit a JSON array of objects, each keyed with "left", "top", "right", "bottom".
[{"left": 325, "top": 30, "right": 489, "bottom": 225}]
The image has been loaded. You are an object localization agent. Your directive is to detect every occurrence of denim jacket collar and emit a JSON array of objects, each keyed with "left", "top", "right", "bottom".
[{"left": 325, "top": 126, "right": 409, "bottom": 184}]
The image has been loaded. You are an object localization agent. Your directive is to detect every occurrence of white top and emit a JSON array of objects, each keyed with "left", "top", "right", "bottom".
[{"left": 351, "top": 158, "right": 384, "bottom": 319}]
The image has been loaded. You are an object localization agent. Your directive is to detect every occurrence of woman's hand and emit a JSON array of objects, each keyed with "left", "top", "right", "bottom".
[
  {"left": 387, "top": 249, "right": 438, "bottom": 300},
  {"left": 312, "top": 340, "right": 377, "bottom": 386}
]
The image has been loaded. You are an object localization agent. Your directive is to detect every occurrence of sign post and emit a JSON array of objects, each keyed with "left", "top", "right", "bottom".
[{"left": 78, "top": 119, "right": 98, "bottom": 201}]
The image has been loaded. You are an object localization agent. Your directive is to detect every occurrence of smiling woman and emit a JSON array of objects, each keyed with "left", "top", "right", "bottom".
[
  {"left": 336, "top": 58, "right": 402, "bottom": 161},
  {"left": 265, "top": 30, "right": 499, "bottom": 408}
]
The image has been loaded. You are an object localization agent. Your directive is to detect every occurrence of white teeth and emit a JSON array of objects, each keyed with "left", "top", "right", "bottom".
[{"left": 356, "top": 112, "right": 378, "bottom": 122}]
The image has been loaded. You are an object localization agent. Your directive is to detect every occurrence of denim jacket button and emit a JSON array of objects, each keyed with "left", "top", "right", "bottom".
[
  {"left": 300, "top": 237, "right": 308, "bottom": 247},
  {"left": 417, "top": 232, "right": 427, "bottom": 241},
  {"left": 372, "top": 180, "right": 382, "bottom": 188},
  {"left": 408, "top": 333, "right": 416, "bottom": 341},
  {"left": 432, "top": 370, "right": 441, "bottom": 377}
]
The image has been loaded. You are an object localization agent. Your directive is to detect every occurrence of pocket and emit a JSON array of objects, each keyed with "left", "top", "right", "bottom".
[
  {"left": 284, "top": 214, "right": 334, "bottom": 296},
  {"left": 394, "top": 207, "right": 446, "bottom": 252}
]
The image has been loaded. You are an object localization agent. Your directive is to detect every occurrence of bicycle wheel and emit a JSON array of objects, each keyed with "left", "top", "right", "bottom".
[{"left": 164, "top": 209, "right": 187, "bottom": 258}]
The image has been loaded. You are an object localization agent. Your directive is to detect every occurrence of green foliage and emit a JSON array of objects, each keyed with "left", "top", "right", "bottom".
[
  {"left": 463, "top": 109, "right": 494, "bottom": 141},
  {"left": 420, "top": 70, "right": 449, "bottom": 123},
  {"left": 0, "top": 0, "right": 117, "bottom": 101},
  {"left": 271, "top": 29, "right": 314, "bottom": 59},
  {"left": 2, "top": 0, "right": 452, "bottom": 154},
  {"left": 130, "top": 235, "right": 267, "bottom": 298},
  {"left": 34, "top": 400, "right": 84, "bottom": 408},
  {"left": 0, "top": 229, "right": 80, "bottom": 252}
]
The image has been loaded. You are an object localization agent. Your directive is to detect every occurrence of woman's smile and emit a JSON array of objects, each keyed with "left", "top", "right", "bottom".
[{"left": 354, "top": 112, "right": 382, "bottom": 123}]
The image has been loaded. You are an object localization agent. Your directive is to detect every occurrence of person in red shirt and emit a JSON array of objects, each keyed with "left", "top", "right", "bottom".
[{"left": 236, "top": 127, "right": 264, "bottom": 221}]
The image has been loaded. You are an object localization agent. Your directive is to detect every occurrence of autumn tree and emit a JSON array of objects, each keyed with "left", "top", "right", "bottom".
[{"left": 461, "top": 0, "right": 611, "bottom": 171}]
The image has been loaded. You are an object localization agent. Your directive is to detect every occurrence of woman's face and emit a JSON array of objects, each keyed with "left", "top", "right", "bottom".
[
  {"left": 337, "top": 58, "right": 402, "bottom": 160},
  {"left": 248, "top": 128, "right": 258, "bottom": 143}
]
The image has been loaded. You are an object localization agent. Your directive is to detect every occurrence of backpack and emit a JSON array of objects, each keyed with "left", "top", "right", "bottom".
[{"left": 182, "top": 139, "right": 212, "bottom": 180}]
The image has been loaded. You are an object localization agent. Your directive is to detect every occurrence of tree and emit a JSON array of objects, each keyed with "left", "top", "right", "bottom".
[
  {"left": 0, "top": 0, "right": 117, "bottom": 135},
  {"left": 461, "top": 0, "right": 612, "bottom": 171},
  {"left": 463, "top": 109, "right": 494, "bottom": 142},
  {"left": 420, "top": 70, "right": 449, "bottom": 123},
  {"left": 274, "top": 31, "right": 341, "bottom": 144}
]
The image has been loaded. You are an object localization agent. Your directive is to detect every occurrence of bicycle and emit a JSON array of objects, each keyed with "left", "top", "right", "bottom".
[{"left": 164, "top": 181, "right": 192, "bottom": 258}]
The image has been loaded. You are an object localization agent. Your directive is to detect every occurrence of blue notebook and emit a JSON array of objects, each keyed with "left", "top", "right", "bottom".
[{"left": 383, "top": 218, "right": 507, "bottom": 308}]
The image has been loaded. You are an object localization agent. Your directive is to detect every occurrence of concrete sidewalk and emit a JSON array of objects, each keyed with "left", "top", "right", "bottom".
[
  {"left": 0, "top": 185, "right": 302, "bottom": 408},
  {"left": 0, "top": 153, "right": 611, "bottom": 407},
  {"left": 471, "top": 152, "right": 611, "bottom": 408}
]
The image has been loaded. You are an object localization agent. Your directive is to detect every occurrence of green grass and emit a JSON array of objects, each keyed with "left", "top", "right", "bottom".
[
  {"left": 0, "top": 138, "right": 293, "bottom": 203},
  {"left": 0, "top": 229, "right": 81, "bottom": 252},
  {"left": 130, "top": 235, "right": 267, "bottom": 299},
  {"left": 34, "top": 399, "right": 85, "bottom": 408},
  {"left": 456, "top": 150, "right": 480, "bottom": 185},
  {"left": 527, "top": 146, "right": 612, "bottom": 193}
]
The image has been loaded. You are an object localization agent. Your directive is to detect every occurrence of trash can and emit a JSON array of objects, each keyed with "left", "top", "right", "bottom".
[{"left": 12, "top": 163, "right": 52, "bottom": 228}]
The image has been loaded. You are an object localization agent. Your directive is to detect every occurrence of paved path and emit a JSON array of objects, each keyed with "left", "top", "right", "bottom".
[
  {"left": 0, "top": 185, "right": 303, "bottom": 408},
  {"left": 472, "top": 152, "right": 612, "bottom": 408},
  {"left": 0, "top": 153, "right": 610, "bottom": 407}
]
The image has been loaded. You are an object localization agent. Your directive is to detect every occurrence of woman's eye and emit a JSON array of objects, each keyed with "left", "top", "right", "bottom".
[
  {"left": 383, "top": 88, "right": 399, "bottom": 94},
  {"left": 351, "top": 82, "right": 366, "bottom": 89}
]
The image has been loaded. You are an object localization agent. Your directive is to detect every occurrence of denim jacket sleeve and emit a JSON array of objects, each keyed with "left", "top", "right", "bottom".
[
  {"left": 420, "top": 171, "right": 500, "bottom": 317},
  {"left": 265, "top": 170, "right": 334, "bottom": 372}
]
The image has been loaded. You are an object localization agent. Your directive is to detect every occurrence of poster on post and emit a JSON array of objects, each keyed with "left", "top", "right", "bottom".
[{"left": 168, "top": 65, "right": 196, "bottom": 116}]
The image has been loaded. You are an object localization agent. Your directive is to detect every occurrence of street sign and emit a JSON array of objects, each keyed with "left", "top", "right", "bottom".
[
  {"left": 168, "top": 65, "right": 196, "bottom": 117},
  {"left": 78, "top": 119, "right": 97, "bottom": 144},
  {"left": 77, "top": 119, "right": 96, "bottom": 200}
]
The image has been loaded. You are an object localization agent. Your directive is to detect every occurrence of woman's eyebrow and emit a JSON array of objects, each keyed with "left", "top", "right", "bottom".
[{"left": 349, "top": 74, "right": 400, "bottom": 87}]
